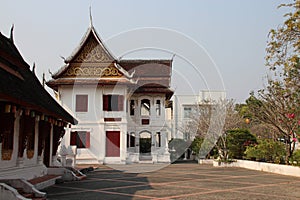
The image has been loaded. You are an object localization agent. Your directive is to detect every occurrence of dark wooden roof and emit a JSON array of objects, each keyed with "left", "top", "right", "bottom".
[{"left": 0, "top": 32, "right": 77, "bottom": 125}]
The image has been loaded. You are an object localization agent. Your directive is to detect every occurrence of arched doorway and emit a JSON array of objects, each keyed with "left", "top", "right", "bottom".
[{"left": 139, "top": 131, "right": 151, "bottom": 155}]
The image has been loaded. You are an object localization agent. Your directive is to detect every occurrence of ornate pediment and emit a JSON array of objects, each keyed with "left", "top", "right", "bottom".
[
  {"left": 73, "top": 36, "right": 113, "bottom": 63},
  {"left": 62, "top": 64, "right": 123, "bottom": 78}
]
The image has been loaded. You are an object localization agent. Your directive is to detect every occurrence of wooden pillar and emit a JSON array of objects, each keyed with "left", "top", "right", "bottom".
[
  {"left": 18, "top": 114, "right": 35, "bottom": 159},
  {"left": 38, "top": 121, "right": 51, "bottom": 157}
]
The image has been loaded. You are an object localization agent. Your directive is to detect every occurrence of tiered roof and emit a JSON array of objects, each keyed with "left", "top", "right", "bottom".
[
  {"left": 47, "top": 25, "right": 173, "bottom": 99},
  {"left": 0, "top": 31, "right": 77, "bottom": 124}
]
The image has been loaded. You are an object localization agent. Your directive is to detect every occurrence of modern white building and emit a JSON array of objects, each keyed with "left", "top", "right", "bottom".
[
  {"left": 47, "top": 23, "right": 173, "bottom": 164},
  {"left": 172, "top": 91, "right": 226, "bottom": 140}
]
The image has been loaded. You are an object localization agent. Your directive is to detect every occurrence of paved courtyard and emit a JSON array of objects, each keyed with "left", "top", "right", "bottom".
[{"left": 43, "top": 162, "right": 300, "bottom": 200}]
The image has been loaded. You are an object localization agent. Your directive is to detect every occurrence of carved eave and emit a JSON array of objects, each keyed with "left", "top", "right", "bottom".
[{"left": 47, "top": 77, "right": 136, "bottom": 91}]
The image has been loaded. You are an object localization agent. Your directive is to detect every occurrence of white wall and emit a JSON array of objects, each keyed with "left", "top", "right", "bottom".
[
  {"left": 172, "top": 90, "right": 226, "bottom": 139},
  {"left": 59, "top": 85, "right": 128, "bottom": 164}
]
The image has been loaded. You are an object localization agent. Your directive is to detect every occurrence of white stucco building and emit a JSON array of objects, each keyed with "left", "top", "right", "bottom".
[
  {"left": 172, "top": 91, "right": 226, "bottom": 140},
  {"left": 47, "top": 23, "right": 173, "bottom": 164}
]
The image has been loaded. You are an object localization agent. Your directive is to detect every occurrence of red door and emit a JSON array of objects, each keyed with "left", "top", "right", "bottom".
[{"left": 106, "top": 131, "right": 120, "bottom": 157}]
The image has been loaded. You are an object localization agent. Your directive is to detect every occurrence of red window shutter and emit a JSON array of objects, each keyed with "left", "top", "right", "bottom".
[
  {"left": 85, "top": 132, "right": 90, "bottom": 148},
  {"left": 103, "top": 95, "right": 109, "bottom": 111},
  {"left": 106, "top": 131, "right": 120, "bottom": 157},
  {"left": 76, "top": 95, "right": 88, "bottom": 112},
  {"left": 118, "top": 95, "right": 124, "bottom": 111},
  {"left": 70, "top": 132, "right": 77, "bottom": 145}
]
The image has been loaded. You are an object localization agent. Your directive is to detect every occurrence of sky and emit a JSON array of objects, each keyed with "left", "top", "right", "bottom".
[{"left": 0, "top": 0, "right": 290, "bottom": 103}]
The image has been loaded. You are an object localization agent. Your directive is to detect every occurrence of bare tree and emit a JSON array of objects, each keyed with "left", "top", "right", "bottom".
[{"left": 185, "top": 99, "right": 243, "bottom": 160}]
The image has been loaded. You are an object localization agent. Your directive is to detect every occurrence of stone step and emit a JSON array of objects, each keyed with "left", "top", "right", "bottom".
[
  {"left": 15, "top": 187, "right": 46, "bottom": 200},
  {"left": 139, "top": 156, "right": 152, "bottom": 161},
  {"left": 139, "top": 160, "right": 154, "bottom": 164},
  {"left": 28, "top": 174, "right": 61, "bottom": 190}
]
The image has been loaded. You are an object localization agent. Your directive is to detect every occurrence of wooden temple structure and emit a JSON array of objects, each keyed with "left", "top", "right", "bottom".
[{"left": 0, "top": 29, "right": 77, "bottom": 180}]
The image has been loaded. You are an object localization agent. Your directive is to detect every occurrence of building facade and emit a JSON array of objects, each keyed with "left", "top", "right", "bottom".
[
  {"left": 47, "top": 24, "right": 173, "bottom": 164},
  {"left": 172, "top": 91, "right": 226, "bottom": 140}
]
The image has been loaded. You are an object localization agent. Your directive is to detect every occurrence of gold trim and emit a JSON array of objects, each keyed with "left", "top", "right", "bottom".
[
  {"left": 63, "top": 66, "right": 122, "bottom": 77},
  {"left": 2, "top": 149, "right": 13, "bottom": 160},
  {"left": 74, "top": 36, "right": 112, "bottom": 63},
  {"left": 27, "top": 149, "right": 34, "bottom": 159}
]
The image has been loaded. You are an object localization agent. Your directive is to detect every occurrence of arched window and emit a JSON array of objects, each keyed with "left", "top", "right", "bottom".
[{"left": 141, "top": 99, "right": 150, "bottom": 116}]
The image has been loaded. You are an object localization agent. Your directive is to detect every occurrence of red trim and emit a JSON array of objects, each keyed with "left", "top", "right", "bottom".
[
  {"left": 104, "top": 118, "right": 122, "bottom": 122},
  {"left": 142, "top": 119, "right": 150, "bottom": 125}
]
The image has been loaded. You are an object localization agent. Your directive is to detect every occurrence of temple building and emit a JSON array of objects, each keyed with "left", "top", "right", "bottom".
[
  {"left": 0, "top": 30, "right": 77, "bottom": 180},
  {"left": 47, "top": 23, "right": 173, "bottom": 164}
]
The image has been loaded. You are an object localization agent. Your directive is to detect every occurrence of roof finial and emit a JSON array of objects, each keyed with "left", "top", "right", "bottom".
[
  {"left": 10, "top": 24, "right": 14, "bottom": 43},
  {"left": 32, "top": 62, "right": 36, "bottom": 74},
  {"left": 89, "top": 6, "right": 93, "bottom": 27},
  {"left": 42, "top": 72, "right": 45, "bottom": 87},
  {"left": 171, "top": 53, "right": 176, "bottom": 61}
]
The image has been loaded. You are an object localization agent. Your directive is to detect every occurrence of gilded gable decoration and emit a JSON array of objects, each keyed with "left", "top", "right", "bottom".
[
  {"left": 74, "top": 36, "right": 113, "bottom": 63},
  {"left": 63, "top": 65, "right": 122, "bottom": 77}
]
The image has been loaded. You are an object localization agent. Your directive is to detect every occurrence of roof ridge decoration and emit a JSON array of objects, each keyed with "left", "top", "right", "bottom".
[
  {"left": 89, "top": 6, "right": 93, "bottom": 28},
  {"left": 10, "top": 24, "right": 14, "bottom": 43},
  {"left": 51, "top": 19, "right": 136, "bottom": 80},
  {"left": 114, "top": 62, "right": 135, "bottom": 78}
]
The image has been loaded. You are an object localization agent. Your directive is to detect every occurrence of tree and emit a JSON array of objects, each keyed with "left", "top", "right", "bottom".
[
  {"left": 226, "top": 129, "right": 257, "bottom": 159},
  {"left": 187, "top": 99, "right": 243, "bottom": 160},
  {"left": 247, "top": 1, "right": 300, "bottom": 163}
]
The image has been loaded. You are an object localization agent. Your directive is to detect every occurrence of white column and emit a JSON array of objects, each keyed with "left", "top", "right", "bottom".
[
  {"left": 34, "top": 116, "right": 39, "bottom": 164},
  {"left": 49, "top": 124, "right": 53, "bottom": 166}
]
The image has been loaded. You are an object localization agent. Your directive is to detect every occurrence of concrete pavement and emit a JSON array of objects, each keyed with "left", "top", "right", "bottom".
[{"left": 43, "top": 162, "right": 300, "bottom": 199}]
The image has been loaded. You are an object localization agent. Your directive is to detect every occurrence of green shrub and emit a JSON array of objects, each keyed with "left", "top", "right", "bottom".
[
  {"left": 190, "top": 136, "right": 218, "bottom": 159},
  {"left": 190, "top": 137, "right": 203, "bottom": 156},
  {"left": 289, "top": 150, "right": 300, "bottom": 166},
  {"left": 244, "top": 139, "right": 286, "bottom": 163},
  {"left": 226, "top": 129, "right": 257, "bottom": 159}
]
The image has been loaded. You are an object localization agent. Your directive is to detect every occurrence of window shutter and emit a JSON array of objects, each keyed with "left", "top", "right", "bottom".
[
  {"left": 70, "top": 132, "right": 77, "bottom": 145},
  {"left": 85, "top": 132, "right": 90, "bottom": 148},
  {"left": 76, "top": 95, "right": 88, "bottom": 112},
  {"left": 118, "top": 95, "right": 124, "bottom": 111},
  {"left": 103, "top": 95, "right": 109, "bottom": 111}
]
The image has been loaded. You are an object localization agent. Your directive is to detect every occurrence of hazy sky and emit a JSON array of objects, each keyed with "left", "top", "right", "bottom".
[{"left": 1, "top": 0, "right": 289, "bottom": 102}]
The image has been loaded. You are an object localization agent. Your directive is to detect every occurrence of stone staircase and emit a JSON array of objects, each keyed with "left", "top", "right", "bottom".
[
  {"left": 139, "top": 154, "right": 153, "bottom": 164},
  {"left": 15, "top": 187, "right": 46, "bottom": 200},
  {"left": 28, "top": 174, "right": 62, "bottom": 190},
  {"left": 0, "top": 179, "right": 47, "bottom": 200},
  {"left": 0, "top": 167, "right": 86, "bottom": 200}
]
